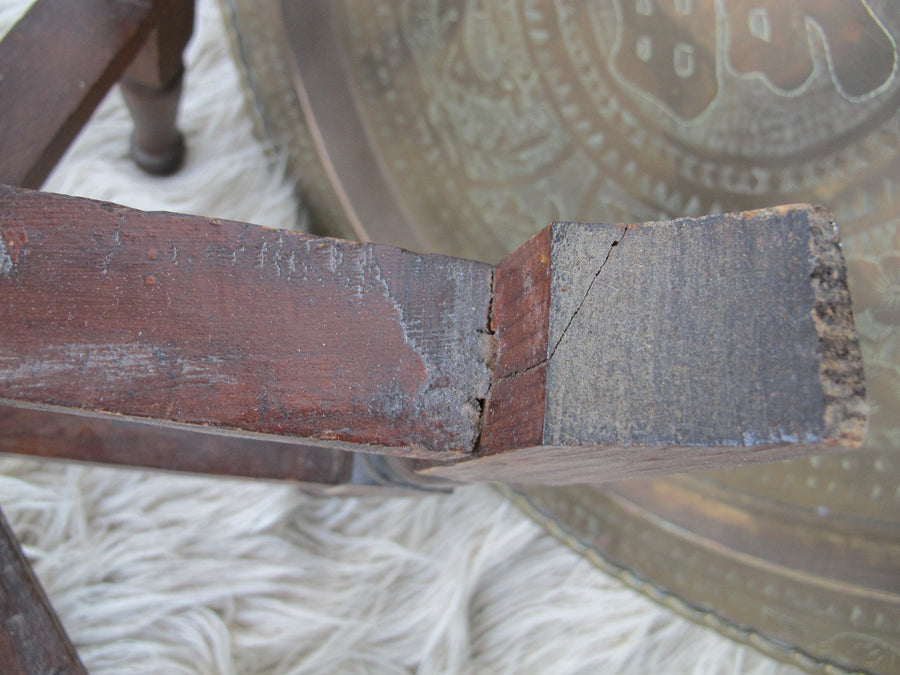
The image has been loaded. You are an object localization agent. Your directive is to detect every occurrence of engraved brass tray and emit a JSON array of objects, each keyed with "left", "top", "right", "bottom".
[{"left": 222, "top": 1, "right": 900, "bottom": 672}]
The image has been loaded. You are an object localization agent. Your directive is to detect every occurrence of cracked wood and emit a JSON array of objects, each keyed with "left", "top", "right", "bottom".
[
  {"left": 430, "top": 206, "right": 866, "bottom": 484},
  {"left": 0, "top": 188, "right": 866, "bottom": 484}
]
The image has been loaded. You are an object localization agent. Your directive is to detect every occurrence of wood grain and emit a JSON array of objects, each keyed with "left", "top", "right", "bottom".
[
  {"left": 0, "top": 507, "right": 87, "bottom": 675},
  {"left": 0, "top": 186, "right": 492, "bottom": 461},
  {"left": 428, "top": 206, "right": 867, "bottom": 484},
  {"left": 0, "top": 189, "right": 865, "bottom": 484},
  {"left": 477, "top": 226, "right": 552, "bottom": 454},
  {"left": 0, "top": 404, "right": 352, "bottom": 483}
]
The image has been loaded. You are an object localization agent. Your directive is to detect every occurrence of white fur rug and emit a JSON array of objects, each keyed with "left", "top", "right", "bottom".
[{"left": 0, "top": 2, "right": 800, "bottom": 673}]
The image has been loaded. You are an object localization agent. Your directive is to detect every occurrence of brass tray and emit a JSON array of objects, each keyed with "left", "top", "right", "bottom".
[{"left": 222, "top": 1, "right": 900, "bottom": 672}]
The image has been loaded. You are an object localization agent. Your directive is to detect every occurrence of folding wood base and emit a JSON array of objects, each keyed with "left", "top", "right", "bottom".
[{"left": 0, "top": 187, "right": 866, "bottom": 487}]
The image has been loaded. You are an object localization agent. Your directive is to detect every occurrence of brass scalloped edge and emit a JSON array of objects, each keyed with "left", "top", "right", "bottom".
[
  {"left": 803, "top": 206, "right": 868, "bottom": 448},
  {"left": 498, "top": 484, "right": 871, "bottom": 675}
]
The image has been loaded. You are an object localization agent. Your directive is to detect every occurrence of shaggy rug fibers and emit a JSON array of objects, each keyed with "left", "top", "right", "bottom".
[{"left": 0, "top": 2, "right": 801, "bottom": 673}]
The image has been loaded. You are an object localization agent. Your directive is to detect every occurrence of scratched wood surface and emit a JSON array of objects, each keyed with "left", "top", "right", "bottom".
[
  {"left": 429, "top": 206, "right": 867, "bottom": 484},
  {"left": 0, "top": 189, "right": 865, "bottom": 484},
  {"left": 0, "top": 0, "right": 163, "bottom": 188},
  {"left": 0, "top": 507, "right": 87, "bottom": 675},
  {"left": 0, "top": 186, "right": 492, "bottom": 460}
]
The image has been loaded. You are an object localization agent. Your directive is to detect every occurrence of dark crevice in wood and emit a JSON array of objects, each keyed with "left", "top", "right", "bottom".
[
  {"left": 471, "top": 267, "right": 497, "bottom": 454},
  {"left": 486, "top": 355, "right": 545, "bottom": 390}
]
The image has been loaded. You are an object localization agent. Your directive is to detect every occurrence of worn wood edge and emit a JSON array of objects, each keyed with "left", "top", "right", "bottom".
[
  {"left": 421, "top": 440, "right": 831, "bottom": 485},
  {"left": 0, "top": 401, "right": 357, "bottom": 484},
  {"left": 424, "top": 205, "right": 869, "bottom": 484},
  {"left": 801, "top": 205, "right": 868, "bottom": 448},
  {"left": 0, "top": 507, "right": 87, "bottom": 675},
  {"left": 0, "top": 398, "right": 446, "bottom": 464},
  {"left": 0, "top": 186, "right": 491, "bottom": 460},
  {"left": 536, "top": 205, "right": 868, "bottom": 453}
]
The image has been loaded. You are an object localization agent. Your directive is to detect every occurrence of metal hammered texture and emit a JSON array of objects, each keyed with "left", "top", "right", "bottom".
[{"left": 223, "top": 1, "right": 900, "bottom": 672}]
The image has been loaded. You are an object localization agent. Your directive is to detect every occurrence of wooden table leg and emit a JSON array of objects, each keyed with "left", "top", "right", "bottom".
[{"left": 120, "top": 0, "right": 195, "bottom": 175}]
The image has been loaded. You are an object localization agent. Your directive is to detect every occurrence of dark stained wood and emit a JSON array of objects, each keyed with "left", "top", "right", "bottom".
[
  {"left": 490, "top": 226, "right": 552, "bottom": 381},
  {"left": 0, "top": 0, "right": 163, "bottom": 188},
  {"left": 0, "top": 185, "right": 492, "bottom": 461},
  {"left": 478, "top": 225, "right": 552, "bottom": 454},
  {"left": 0, "top": 507, "right": 87, "bottom": 675},
  {"left": 426, "top": 205, "right": 867, "bottom": 484},
  {"left": 0, "top": 190, "right": 866, "bottom": 485},
  {"left": 122, "top": 0, "right": 194, "bottom": 89},
  {"left": 476, "top": 366, "right": 546, "bottom": 458},
  {"left": 0, "top": 404, "right": 352, "bottom": 484},
  {"left": 120, "top": 0, "right": 194, "bottom": 175},
  {"left": 120, "top": 74, "right": 187, "bottom": 175}
]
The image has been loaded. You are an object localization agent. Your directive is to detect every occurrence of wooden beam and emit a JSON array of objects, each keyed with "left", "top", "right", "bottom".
[
  {"left": 0, "top": 507, "right": 87, "bottom": 675},
  {"left": 0, "top": 404, "right": 353, "bottom": 483},
  {"left": 0, "top": 187, "right": 866, "bottom": 484},
  {"left": 0, "top": 185, "right": 492, "bottom": 463},
  {"left": 427, "top": 206, "right": 867, "bottom": 483}
]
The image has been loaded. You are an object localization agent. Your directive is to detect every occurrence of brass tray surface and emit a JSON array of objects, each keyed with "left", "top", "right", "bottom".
[{"left": 222, "top": 1, "right": 900, "bottom": 672}]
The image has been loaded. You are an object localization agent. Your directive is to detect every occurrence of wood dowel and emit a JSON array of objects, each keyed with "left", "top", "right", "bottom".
[{"left": 120, "top": 0, "right": 195, "bottom": 175}]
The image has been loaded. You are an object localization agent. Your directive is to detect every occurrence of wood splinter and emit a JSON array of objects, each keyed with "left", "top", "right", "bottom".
[{"left": 0, "top": 186, "right": 866, "bottom": 487}]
